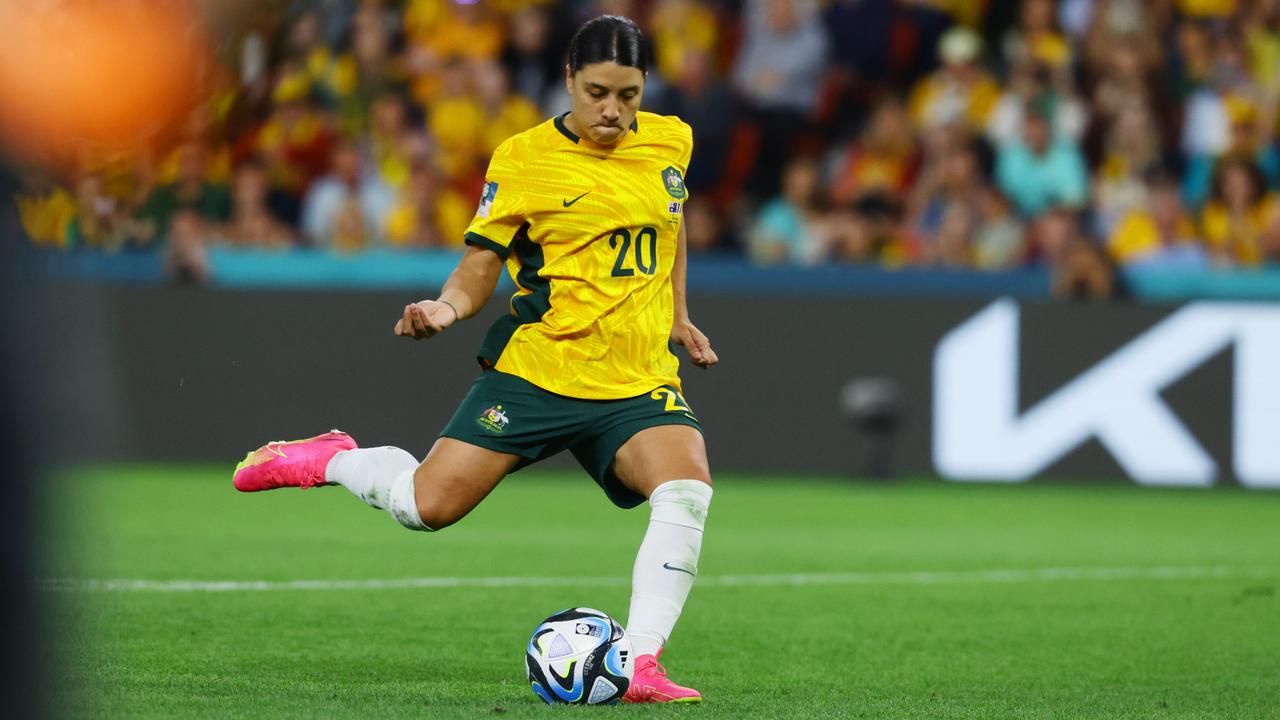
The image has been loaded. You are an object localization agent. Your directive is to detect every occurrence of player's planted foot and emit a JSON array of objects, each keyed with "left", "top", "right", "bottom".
[
  {"left": 622, "top": 651, "right": 701, "bottom": 703},
  {"left": 232, "top": 431, "right": 357, "bottom": 492}
]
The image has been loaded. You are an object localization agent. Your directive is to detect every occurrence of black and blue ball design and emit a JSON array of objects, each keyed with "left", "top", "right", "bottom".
[{"left": 525, "top": 607, "right": 632, "bottom": 704}]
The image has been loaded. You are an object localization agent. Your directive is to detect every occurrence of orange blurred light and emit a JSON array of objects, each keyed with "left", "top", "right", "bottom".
[{"left": 0, "top": 1, "right": 208, "bottom": 166}]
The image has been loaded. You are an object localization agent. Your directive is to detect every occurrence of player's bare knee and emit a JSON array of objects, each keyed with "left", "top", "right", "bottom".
[
  {"left": 410, "top": 468, "right": 465, "bottom": 530},
  {"left": 682, "top": 450, "right": 712, "bottom": 485},
  {"left": 671, "top": 457, "right": 713, "bottom": 486},
  {"left": 417, "top": 504, "right": 462, "bottom": 531},
  {"left": 668, "top": 465, "right": 712, "bottom": 487}
]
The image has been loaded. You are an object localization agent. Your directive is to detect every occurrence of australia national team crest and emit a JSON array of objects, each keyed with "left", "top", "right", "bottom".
[
  {"left": 477, "top": 405, "right": 510, "bottom": 433},
  {"left": 661, "top": 166, "right": 687, "bottom": 200}
]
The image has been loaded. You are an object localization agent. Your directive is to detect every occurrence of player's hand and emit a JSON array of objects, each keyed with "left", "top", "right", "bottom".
[
  {"left": 394, "top": 300, "right": 458, "bottom": 340},
  {"left": 672, "top": 319, "right": 718, "bottom": 369}
]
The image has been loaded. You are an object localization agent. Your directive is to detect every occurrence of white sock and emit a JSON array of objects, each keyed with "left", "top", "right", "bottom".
[
  {"left": 326, "top": 447, "right": 432, "bottom": 531},
  {"left": 625, "top": 479, "right": 713, "bottom": 657}
]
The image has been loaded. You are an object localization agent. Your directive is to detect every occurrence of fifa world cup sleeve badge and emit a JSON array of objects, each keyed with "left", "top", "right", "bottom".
[{"left": 476, "top": 181, "right": 499, "bottom": 218}]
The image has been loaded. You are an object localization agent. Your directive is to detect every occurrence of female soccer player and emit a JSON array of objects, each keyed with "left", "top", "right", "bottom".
[{"left": 232, "top": 15, "right": 717, "bottom": 704}]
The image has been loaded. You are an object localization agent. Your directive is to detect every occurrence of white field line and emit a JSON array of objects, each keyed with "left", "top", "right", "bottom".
[{"left": 38, "top": 565, "right": 1277, "bottom": 594}]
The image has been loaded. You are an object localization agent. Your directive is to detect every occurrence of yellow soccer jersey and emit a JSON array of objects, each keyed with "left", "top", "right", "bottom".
[{"left": 463, "top": 111, "right": 693, "bottom": 400}]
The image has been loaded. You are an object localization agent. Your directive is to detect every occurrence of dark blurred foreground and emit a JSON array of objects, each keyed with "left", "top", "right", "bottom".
[{"left": 1, "top": 163, "right": 43, "bottom": 716}]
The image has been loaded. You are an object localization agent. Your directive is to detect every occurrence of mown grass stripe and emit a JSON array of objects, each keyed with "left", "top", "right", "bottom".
[{"left": 39, "top": 565, "right": 1277, "bottom": 593}]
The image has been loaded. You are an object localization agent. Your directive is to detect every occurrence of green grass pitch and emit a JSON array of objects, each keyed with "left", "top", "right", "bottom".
[{"left": 47, "top": 466, "right": 1279, "bottom": 719}]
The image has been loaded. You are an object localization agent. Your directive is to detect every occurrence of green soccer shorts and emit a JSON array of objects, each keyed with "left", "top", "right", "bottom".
[{"left": 439, "top": 369, "right": 703, "bottom": 508}]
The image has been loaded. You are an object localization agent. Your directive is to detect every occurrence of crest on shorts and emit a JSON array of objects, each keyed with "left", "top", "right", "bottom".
[
  {"left": 477, "top": 405, "right": 509, "bottom": 433},
  {"left": 661, "top": 166, "right": 686, "bottom": 199}
]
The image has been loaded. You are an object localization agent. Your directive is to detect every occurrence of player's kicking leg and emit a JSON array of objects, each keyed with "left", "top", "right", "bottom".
[
  {"left": 233, "top": 432, "right": 517, "bottom": 531},
  {"left": 610, "top": 424, "right": 713, "bottom": 704}
]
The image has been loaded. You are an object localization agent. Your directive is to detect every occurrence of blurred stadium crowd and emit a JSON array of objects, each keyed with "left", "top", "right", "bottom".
[{"left": 9, "top": 0, "right": 1280, "bottom": 295}]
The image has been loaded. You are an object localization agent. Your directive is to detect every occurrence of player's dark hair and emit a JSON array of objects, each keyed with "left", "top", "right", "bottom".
[{"left": 567, "top": 15, "right": 648, "bottom": 75}]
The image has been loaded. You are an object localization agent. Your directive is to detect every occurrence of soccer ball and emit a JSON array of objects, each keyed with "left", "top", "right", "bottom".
[{"left": 524, "top": 607, "right": 632, "bottom": 704}]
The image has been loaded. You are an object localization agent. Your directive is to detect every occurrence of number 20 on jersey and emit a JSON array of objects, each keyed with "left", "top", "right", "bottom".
[{"left": 609, "top": 226, "right": 658, "bottom": 278}]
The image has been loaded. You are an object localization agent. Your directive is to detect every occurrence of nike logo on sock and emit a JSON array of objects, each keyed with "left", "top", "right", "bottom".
[
  {"left": 562, "top": 192, "right": 590, "bottom": 207},
  {"left": 662, "top": 562, "right": 696, "bottom": 577}
]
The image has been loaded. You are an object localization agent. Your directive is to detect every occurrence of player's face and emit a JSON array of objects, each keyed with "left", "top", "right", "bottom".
[{"left": 565, "top": 62, "right": 644, "bottom": 145}]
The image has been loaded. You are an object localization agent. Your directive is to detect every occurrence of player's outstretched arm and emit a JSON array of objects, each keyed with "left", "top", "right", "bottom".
[
  {"left": 394, "top": 244, "right": 505, "bottom": 340},
  {"left": 670, "top": 219, "right": 719, "bottom": 368}
]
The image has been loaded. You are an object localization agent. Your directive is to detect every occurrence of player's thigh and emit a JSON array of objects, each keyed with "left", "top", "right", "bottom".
[
  {"left": 611, "top": 424, "right": 712, "bottom": 500},
  {"left": 413, "top": 437, "right": 520, "bottom": 529}
]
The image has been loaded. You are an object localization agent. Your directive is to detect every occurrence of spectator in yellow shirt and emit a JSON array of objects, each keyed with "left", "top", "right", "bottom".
[
  {"left": 1001, "top": 0, "right": 1073, "bottom": 71},
  {"left": 650, "top": 0, "right": 719, "bottom": 84},
  {"left": 16, "top": 172, "right": 76, "bottom": 248},
  {"left": 474, "top": 61, "right": 542, "bottom": 156},
  {"left": 317, "top": 6, "right": 399, "bottom": 138},
  {"left": 238, "top": 77, "right": 337, "bottom": 223},
  {"left": 908, "top": 26, "right": 1000, "bottom": 135},
  {"left": 365, "top": 94, "right": 414, "bottom": 191},
  {"left": 1200, "top": 156, "right": 1280, "bottom": 265},
  {"left": 830, "top": 96, "right": 920, "bottom": 208},
  {"left": 404, "top": 0, "right": 505, "bottom": 60},
  {"left": 384, "top": 161, "right": 474, "bottom": 248},
  {"left": 405, "top": 0, "right": 505, "bottom": 107},
  {"left": 934, "top": 0, "right": 989, "bottom": 29},
  {"left": 1177, "top": 0, "right": 1237, "bottom": 19},
  {"left": 1108, "top": 172, "right": 1205, "bottom": 266},
  {"left": 426, "top": 59, "right": 488, "bottom": 183},
  {"left": 1243, "top": 3, "right": 1280, "bottom": 88},
  {"left": 1092, "top": 101, "right": 1161, "bottom": 238}
]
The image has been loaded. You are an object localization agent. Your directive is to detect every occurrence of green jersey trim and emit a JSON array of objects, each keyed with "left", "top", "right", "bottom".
[
  {"left": 477, "top": 223, "right": 547, "bottom": 368},
  {"left": 464, "top": 231, "right": 511, "bottom": 260},
  {"left": 553, "top": 113, "right": 639, "bottom": 144},
  {"left": 553, "top": 114, "right": 579, "bottom": 144}
]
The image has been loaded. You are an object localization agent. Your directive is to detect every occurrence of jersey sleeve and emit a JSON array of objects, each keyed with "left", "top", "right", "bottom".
[
  {"left": 463, "top": 139, "right": 526, "bottom": 260},
  {"left": 673, "top": 118, "right": 694, "bottom": 175},
  {"left": 668, "top": 117, "right": 694, "bottom": 203}
]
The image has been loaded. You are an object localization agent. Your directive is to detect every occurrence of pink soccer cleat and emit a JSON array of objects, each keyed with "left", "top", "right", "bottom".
[
  {"left": 622, "top": 650, "right": 702, "bottom": 704},
  {"left": 232, "top": 430, "right": 357, "bottom": 492}
]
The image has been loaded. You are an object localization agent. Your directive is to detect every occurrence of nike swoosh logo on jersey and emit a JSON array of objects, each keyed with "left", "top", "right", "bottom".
[
  {"left": 562, "top": 192, "right": 590, "bottom": 207},
  {"left": 662, "top": 562, "right": 696, "bottom": 577}
]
